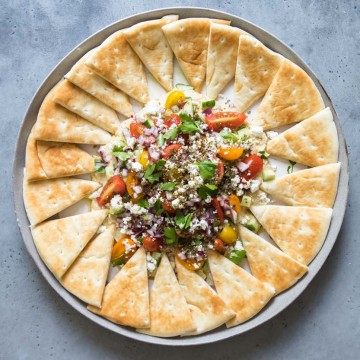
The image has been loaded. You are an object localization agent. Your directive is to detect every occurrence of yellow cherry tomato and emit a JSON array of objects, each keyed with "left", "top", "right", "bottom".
[
  {"left": 165, "top": 90, "right": 185, "bottom": 109},
  {"left": 176, "top": 251, "right": 205, "bottom": 271},
  {"left": 139, "top": 150, "right": 149, "bottom": 169},
  {"left": 218, "top": 225, "right": 238, "bottom": 244},
  {"left": 229, "top": 194, "right": 241, "bottom": 215},
  {"left": 111, "top": 237, "right": 136, "bottom": 265},
  {"left": 218, "top": 147, "right": 244, "bottom": 161},
  {"left": 126, "top": 171, "right": 141, "bottom": 199}
]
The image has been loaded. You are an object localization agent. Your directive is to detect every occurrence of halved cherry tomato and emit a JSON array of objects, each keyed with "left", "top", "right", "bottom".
[
  {"left": 241, "top": 154, "right": 263, "bottom": 181},
  {"left": 163, "top": 144, "right": 181, "bottom": 159},
  {"left": 218, "top": 225, "right": 238, "bottom": 244},
  {"left": 143, "top": 236, "right": 162, "bottom": 252},
  {"left": 130, "top": 122, "right": 146, "bottom": 138},
  {"left": 165, "top": 90, "right": 186, "bottom": 109},
  {"left": 111, "top": 237, "right": 137, "bottom": 266},
  {"left": 214, "top": 238, "right": 226, "bottom": 254},
  {"left": 218, "top": 146, "right": 244, "bottom": 161},
  {"left": 206, "top": 112, "right": 247, "bottom": 131},
  {"left": 216, "top": 160, "right": 225, "bottom": 184},
  {"left": 229, "top": 194, "right": 241, "bottom": 215},
  {"left": 162, "top": 199, "right": 176, "bottom": 214},
  {"left": 126, "top": 171, "right": 141, "bottom": 199},
  {"left": 212, "top": 198, "right": 224, "bottom": 225},
  {"left": 97, "top": 175, "right": 126, "bottom": 206},
  {"left": 163, "top": 114, "right": 181, "bottom": 128},
  {"left": 176, "top": 251, "right": 205, "bottom": 271}
]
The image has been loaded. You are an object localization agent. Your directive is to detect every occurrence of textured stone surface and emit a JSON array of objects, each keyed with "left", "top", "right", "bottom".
[{"left": 1, "top": 1, "right": 359, "bottom": 359}]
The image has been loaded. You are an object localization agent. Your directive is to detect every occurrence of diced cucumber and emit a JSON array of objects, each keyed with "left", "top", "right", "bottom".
[
  {"left": 241, "top": 195, "right": 252, "bottom": 207},
  {"left": 236, "top": 127, "right": 251, "bottom": 141},
  {"left": 262, "top": 166, "right": 276, "bottom": 181},
  {"left": 180, "top": 98, "right": 193, "bottom": 116},
  {"left": 245, "top": 215, "right": 261, "bottom": 233},
  {"left": 109, "top": 208, "right": 125, "bottom": 215},
  {"left": 227, "top": 249, "right": 246, "bottom": 265},
  {"left": 143, "top": 119, "right": 152, "bottom": 128},
  {"left": 175, "top": 83, "right": 195, "bottom": 90},
  {"left": 105, "top": 165, "right": 114, "bottom": 178},
  {"left": 201, "top": 99, "right": 216, "bottom": 109}
]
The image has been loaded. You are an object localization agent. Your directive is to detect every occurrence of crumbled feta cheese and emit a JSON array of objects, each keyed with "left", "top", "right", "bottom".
[
  {"left": 267, "top": 131, "right": 278, "bottom": 140},
  {"left": 250, "top": 180, "right": 260, "bottom": 193},
  {"left": 147, "top": 262, "right": 156, "bottom": 272},
  {"left": 234, "top": 241, "right": 244, "bottom": 251},
  {"left": 171, "top": 198, "right": 180, "bottom": 208},
  {"left": 250, "top": 126, "right": 264, "bottom": 138},
  {"left": 143, "top": 100, "right": 160, "bottom": 115},
  {"left": 110, "top": 195, "right": 123, "bottom": 210},
  {"left": 131, "top": 161, "right": 143, "bottom": 172}
]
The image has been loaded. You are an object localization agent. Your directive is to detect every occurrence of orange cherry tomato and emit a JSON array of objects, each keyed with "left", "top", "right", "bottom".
[
  {"left": 216, "top": 160, "right": 225, "bottom": 183},
  {"left": 206, "top": 112, "right": 247, "bottom": 131},
  {"left": 176, "top": 251, "right": 205, "bottom": 271},
  {"left": 126, "top": 171, "right": 141, "bottom": 199},
  {"left": 130, "top": 122, "right": 146, "bottom": 138},
  {"left": 97, "top": 175, "right": 126, "bottom": 207},
  {"left": 143, "top": 236, "right": 162, "bottom": 252},
  {"left": 214, "top": 238, "right": 226, "bottom": 254},
  {"left": 163, "top": 144, "right": 182, "bottom": 159},
  {"left": 162, "top": 199, "right": 176, "bottom": 214},
  {"left": 212, "top": 198, "right": 224, "bottom": 225},
  {"left": 218, "top": 147, "right": 244, "bottom": 161},
  {"left": 163, "top": 114, "right": 181, "bottom": 128},
  {"left": 111, "top": 237, "right": 137, "bottom": 266},
  {"left": 229, "top": 194, "right": 241, "bottom": 215},
  {"left": 241, "top": 154, "right": 263, "bottom": 181}
]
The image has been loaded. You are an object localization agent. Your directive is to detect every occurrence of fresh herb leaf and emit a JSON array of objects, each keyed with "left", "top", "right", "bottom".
[
  {"left": 258, "top": 150, "right": 269, "bottom": 160},
  {"left": 157, "top": 133, "right": 164, "bottom": 146},
  {"left": 198, "top": 183, "right": 218, "bottom": 200},
  {"left": 138, "top": 198, "right": 149, "bottom": 209},
  {"left": 154, "top": 199, "right": 163, "bottom": 216},
  {"left": 112, "top": 142, "right": 126, "bottom": 152},
  {"left": 143, "top": 120, "right": 152, "bottom": 128},
  {"left": 179, "top": 122, "right": 200, "bottom": 134},
  {"left": 113, "top": 151, "right": 131, "bottom": 161},
  {"left": 95, "top": 166, "right": 106, "bottom": 174},
  {"left": 163, "top": 127, "right": 178, "bottom": 140},
  {"left": 197, "top": 161, "right": 217, "bottom": 181},
  {"left": 164, "top": 227, "right": 178, "bottom": 244},
  {"left": 179, "top": 113, "right": 193, "bottom": 123},
  {"left": 145, "top": 171, "right": 163, "bottom": 183},
  {"left": 287, "top": 160, "right": 297, "bottom": 174},
  {"left": 220, "top": 129, "right": 239, "bottom": 141},
  {"left": 144, "top": 161, "right": 165, "bottom": 183},
  {"left": 159, "top": 182, "right": 176, "bottom": 191},
  {"left": 155, "top": 160, "right": 166, "bottom": 169},
  {"left": 175, "top": 210, "right": 193, "bottom": 230}
]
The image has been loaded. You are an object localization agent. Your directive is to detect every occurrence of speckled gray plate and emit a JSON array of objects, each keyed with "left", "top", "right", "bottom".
[{"left": 13, "top": 7, "right": 349, "bottom": 346}]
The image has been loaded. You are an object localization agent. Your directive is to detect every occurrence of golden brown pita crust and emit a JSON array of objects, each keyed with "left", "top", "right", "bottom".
[
  {"left": 85, "top": 31, "right": 150, "bottom": 104},
  {"left": 124, "top": 15, "right": 179, "bottom": 92},
  {"left": 88, "top": 247, "right": 150, "bottom": 328},
  {"left": 138, "top": 254, "right": 195, "bottom": 337},
  {"left": 206, "top": 23, "right": 244, "bottom": 99},
  {"left": 253, "top": 59, "right": 325, "bottom": 130},
  {"left": 31, "top": 210, "right": 108, "bottom": 279},
  {"left": 23, "top": 176, "right": 100, "bottom": 225},
  {"left": 25, "top": 132, "right": 47, "bottom": 181},
  {"left": 175, "top": 257, "right": 235, "bottom": 335},
  {"left": 32, "top": 82, "right": 112, "bottom": 145},
  {"left": 52, "top": 79, "right": 120, "bottom": 134},
  {"left": 261, "top": 163, "right": 340, "bottom": 208},
  {"left": 240, "top": 226, "right": 308, "bottom": 294},
  {"left": 207, "top": 250, "right": 275, "bottom": 327},
  {"left": 234, "top": 35, "right": 283, "bottom": 112},
  {"left": 65, "top": 51, "right": 133, "bottom": 117},
  {"left": 266, "top": 107, "right": 338, "bottom": 167},
  {"left": 250, "top": 206, "right": 333, "bottom": 265}
]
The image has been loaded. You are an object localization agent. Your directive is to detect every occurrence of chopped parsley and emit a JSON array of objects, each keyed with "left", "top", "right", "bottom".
[
  {"left": 159, "top": 182, "right": 176, "bottom": 191},
  {"left": 164, "top": 227, "right": 178, "bottom": 244},
  {"left": 175, "top": 210, "right": 193, "bottom": 230},
  {"left": 197, "top": 161, "right": 217, "bottom": 181},
  {"left": 198, "top": 183, "right": 218, "bottom": 200},
  {"left": 220, "top": 129, "right": 239, "bottom": 142}
]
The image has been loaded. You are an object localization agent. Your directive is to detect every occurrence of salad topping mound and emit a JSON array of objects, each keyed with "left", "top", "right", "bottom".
[{"left": 92, "top": 86, "right": 273, "bottom": 276}]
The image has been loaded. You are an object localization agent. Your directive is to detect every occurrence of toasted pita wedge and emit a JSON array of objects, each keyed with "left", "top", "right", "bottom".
[
  {"left": 23, "top": 176, "right": 100, "bottom": 225},
  {"left": 138, "top": 254, "right": 195, "bottom": 337},
  {"left": 261, "top": 163, "right": 340, "bottom": 208},
  {"left": 250, "top": 206, "right": 332, "bottom": 265},
  {"left": 162, "top": 18, "right": 219, "bottom": 92},
  {"left": 266, "top": 108, "right": 338, "bottom": 167},
  {"left": 88, "top": 247, "right": 150, "bottom": 328},
  {"left": 85, "top": 31, "right": 150, "bottom": 104},
  {"left": 124, "top": 15, "right": 178, "bottom": 91},
  {"left": 234, "top": 35, "right": 283, "bottom": 112},
  {"left": 240, "top": 226, "right": 308, "bottom": 293},
  {"left": 52, "top": 79, "right": 120, "bottom": 134},
  {"left": 61, "top": 225, "right": 115, "bottom": 307},
  {"left": 175, "top": 257, "right": 235, "bottom": 335},
  {"left": 31, "top": 210, "right": 107, "bottom": 279},
  {"left": 25, "top": 132, "right": 47, "bottom": 181},
  {"left": 207, "top": 250, "right": 274, "bottom": 327},
  {"left": 253, "top": 59, "right": 324, "bottom": 129},
  {"left": 206, "top": 24, "right": 244, "bottom": 99},
  {"left": 32, "top": 82, "right": 111, "bottom": 145},
  {"left": 65, "top": 51, "right": 133, "bottom": 117}
]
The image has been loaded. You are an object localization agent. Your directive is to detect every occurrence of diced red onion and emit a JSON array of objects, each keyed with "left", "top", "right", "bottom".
[
  {"left": 202, "top": 107, "right": 212, "bottom": 115},
  {"left": 237, "top": 161, "right": 250, "bottom": 172}
]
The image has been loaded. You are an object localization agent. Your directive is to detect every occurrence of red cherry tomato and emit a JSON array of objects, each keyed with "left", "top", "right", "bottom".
[
  {"left": 241, "top": 154, "right": 263, "bottom": 181},
  {"left": 206, "top": 112, "right": 247, "bottom": 132},
  {"left": 143, "top": 236, "right": 162, "bottom": 252},
  {"left": 214, "top": 238, "right": 226, "bottom": 254},
  {"left": 163, "top": 144, "right": 182, "bottom": 159},
  {"left": 162, "top": 200, "right": 176, "bottom": 214},
  {"left": 163, "top": 114, "right": 181, "bottom": 128},
  {"left": 97, "top": 175, "right": 126, "bottom": 206},
  {"left": 216, "top": 160, "right": 225, "bottom": 184},
  {"left": 130, "top": 122, "right": 146, "bottom": 138},
  {"left": 212, "top": 198, "right": 224, "bottom": 225}
]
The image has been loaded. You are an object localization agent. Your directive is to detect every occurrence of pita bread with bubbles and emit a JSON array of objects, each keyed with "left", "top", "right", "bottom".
[
  {"left": 253, "top": 59, "right": 325, "bottom": 130},
  {"left": 124, "top": 15, "right": 179, "bottom": 92},
  {"left": 250, "top": 206, "right": 333, "bottom": 265},
  {"left": 31, "top": 210, "right": 108, "bottom": 279},
  {"left": 25, "top": 132, "right": 47, "bottom": 181},
  {"left": 240, "top": 226, "right": 308, "bottom": 294},
  {"left": 234, "top": 35, "right": 283, "bottom": 112},
  {"left": 175, "top": 256, "right": 235, "bottom": 335},
  {"left": 266, "top": 107, "right": 338, "bottom": 167},
  {"left": 261, "top": 163, "right": 340, "bottom": 208}
]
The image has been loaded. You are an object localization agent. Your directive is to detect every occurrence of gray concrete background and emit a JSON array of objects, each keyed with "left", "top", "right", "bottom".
[{"left": 1, "top": 0, "right": 359, "bottom": 359}]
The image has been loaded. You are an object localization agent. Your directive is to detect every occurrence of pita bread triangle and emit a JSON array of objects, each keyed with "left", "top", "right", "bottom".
[
  {"left": 175, "top": 257, "right": 235, "bottom": 335},
  {"left": 250, "top": 205, "right": 333, "bottom": 265},
  {"left": 124, "top": 15, "right": 179, "bottom": 92},
  {"left": 234, "top": 35, "right": 283, "bottom": 112},
  {"left": 85, "top": 31, "right": 150, "bottom": 104},
  {"left": 206, "top": 23, "right": 244, "bottom": 99},
  {"left": 23, "top": 176, "right": 100, "bottom": 225},
  {"left": 266, "top": 107, "right": 339, "bottom": 167},
  {"left": 32, "top": 82, "right": 112, "bottom": 145},
  {"left": 88, "top": 247, "right": 150, "bottom": 328},
  {"left": 253, "top": 59, "right": 325, "bottom": 130},
  {"left": 239, "top": 226, "right": 308, "bottom": 294},
  {"left": 138, "top": 253, "right": 195, "bottom": 337},
  {"left": 61, "top": 225, "right": 115, "bottom": 307},
  {"left": 65, "top": 50, "right": 133, "bottom": 117},
  {"left": 207, "top": 250, "right": 275, "bottom": 327},
  {"left": 52, "top": 79, "right": 120, "bottom": 134},
  {"left": 25, "top": 132, "right": 47, "bottom": 182},
  {"left": 31, "top": 210, "right": 108, "bottom": 279},
  {"left": 261, "top": 163, "right": 340, "bottom": 208}
]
